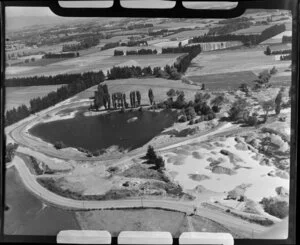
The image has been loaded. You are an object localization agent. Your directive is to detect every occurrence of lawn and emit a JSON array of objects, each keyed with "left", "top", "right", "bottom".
[
  {"left": 5, "top": 84, "right": 66, "bottom": 111},
  {"left": 187, "top": 71, "right": 258, "bottom": 91}
]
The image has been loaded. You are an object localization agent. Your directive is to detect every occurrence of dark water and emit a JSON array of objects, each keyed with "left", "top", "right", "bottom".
[
  {"left": 29, "top": 110, "right": 177, "bottom": 152},
  {"left": 4, "top": 167, "right": 80, "bottom": 235}
]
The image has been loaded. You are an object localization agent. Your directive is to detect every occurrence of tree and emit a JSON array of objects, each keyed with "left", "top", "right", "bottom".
[
  {"left": 166, "top": 89, "right": 176, "bottom": 102},
  {"left": 136, "top": 91, "right": 141, "bottom": 106},
  {"left": 275, "top": 90, "right": 283, "bottom": 115},
  {"left": 148, "top": 88, "right": 154, "bottom": 105},
  {"left": 261, "top": 99, "right": 275, "bottom": 122},
  {"left": 265, "top": 46, "right": 271, "bottom": 55},
  {"left": 228, "top": 98, "right": 249, "bottom": 121},
  {"left": 270, "top": 66, "right": 278, "bottom": 75},
  {"left": 145, "top": 145, "right": 157, "bottom": 164},
  {"left": 210, "top": 95, "right": 225, "bottom": 112}
]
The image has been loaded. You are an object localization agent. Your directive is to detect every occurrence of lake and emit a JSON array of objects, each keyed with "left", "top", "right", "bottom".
[{"left": 29, "top": 110, "right": 177, "bottom": 152}]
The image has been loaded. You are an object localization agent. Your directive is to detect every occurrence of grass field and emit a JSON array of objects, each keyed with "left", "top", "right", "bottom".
[
  {"left": 166, "top": 29, "right": 209, "bottom": 39},
  {"left": 187, "top": 71, "right": 258, "bottom": 91},
  {"left": 5, "top": 48, "right": 180, "bottom": 78},
  {"left": 233, "top": 25, "right": 271, "bottom": 35},
  {"left": 11, "top": 57, "right": 73, "bottom": 67},
  {"left": 75, "top": 208, "right": 233, "bottom": 237},
  {"left": 186, "top": 46, "right": 291, "bottom": 77},
  {"left": 5, "top": 85, "right": 65, "bottom": 111}
]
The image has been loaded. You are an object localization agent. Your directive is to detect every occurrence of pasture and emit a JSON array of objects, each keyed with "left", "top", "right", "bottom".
[
  {"left": 5, "top": 85, "right": 66, "bottom": 111},
  {"left": 5, "top": 47, "right": 180, "bottom": 78},
  {"left": 185, "top": 46, "right": 291, "bottom": 77},
  {"left": 187, "top": 71, "right": 258, "bottom": 91},
  {"left": 233, "top": 25, "right": 271, "bottom": 35},
  {"left": 166, "top": 29, "right": 209, "bottom": 39}
]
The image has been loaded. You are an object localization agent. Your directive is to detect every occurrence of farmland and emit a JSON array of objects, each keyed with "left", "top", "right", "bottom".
[
  {"left": 5, "top": 85, "right": 66, "bottom": 111},
  {"left": 4, "top": 8, "right": 292, "bottom": 239},
  {"left": 6, "top": 52, "right": 181, "bottom": 78},
  {"left": 187, "top": 71, "right": 258, "bottom": 91},
  {"left": 186, "top": 46, "right": 292, "bottom": 77}
]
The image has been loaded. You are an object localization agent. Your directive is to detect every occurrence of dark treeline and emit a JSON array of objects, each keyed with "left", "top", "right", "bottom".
[
  {"left": 174, "top": 45, "right": 202, "bottom": 73},
  {"left": 108, "top": 45, "right": 201, "bottom": 80},
  {"left": 101, "top": 42, "right": 119, "bottom": 51},
  {"left": 125, "top": 40, "right": 148, "bottom": 47},
  {"left": 6, "top": 73, "right": 92, "bottom": 87},
  {"left": 189, "top": 24, "right": 286, "bottom": 46},
  {"left": 271, "top": 49, "right": 291, "bottom": 55},
  {"left": 114, "top": 50, "right": 124, "bottom": 56},
  {"left": 126, "top": 49, "right": 158, "bottom": 56},
  {"left": 218, "top": 17, "right": 253, "bottom": 24},
  {"left": 161, "top": 44, "right": 201, "bottom": 54},
  {"left": 149, "top": 27, "right": 192, "bottom": 37},
  {"left": 282, "top": 35, "right": 292, "bottom": 43},
  {"left": 62, "top": 37, "right": 100, "bottom": 52},
  {"left": 280, "top": 54, "right": 291, "bottom": 60},
  {"left": 43, "top": 52, "right": 78, "bottom": 59},
  {"left": 5, "top": 71, "right": 105, "bottom": 126},
  {"left": 127, "top": 23, "right": 153, "bottom": 30},
  {"left": 208, "top": 21, "right": 252, "bottom": 35},
  {"left": 189, "top": 34, "right": 260, "bottom": 46}
]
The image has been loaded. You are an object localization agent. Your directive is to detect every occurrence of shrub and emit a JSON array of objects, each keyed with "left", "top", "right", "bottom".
[
  {"left": 260, "top": 197, "right": 289, "bottom": 219},
  {"left": 178, "top": 115, "right": 187, "bottom": 123},
  {"left": 5, "top": 143, "right": 19, "bottom": 163},
  {"left": 54, "top": 141, "right": 66, "bottom": 149},
  {"left": 188, "top": 119, "right": 194, "bottom": 125}
]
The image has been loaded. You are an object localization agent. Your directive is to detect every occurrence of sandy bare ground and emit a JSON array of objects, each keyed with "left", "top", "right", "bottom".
[{"left": 10, "top": 156, "right": 268, "bottom": 238}]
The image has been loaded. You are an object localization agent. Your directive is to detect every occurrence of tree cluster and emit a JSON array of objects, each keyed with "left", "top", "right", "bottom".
[
  {"left": 264, "top": 46, "right": 291, "bottom": 55},
  {"left": 144, "top": 145, "right": 165, "bottom": 171},
  {"left": 112, "top": 92, "right": 127, "bottom": 109},
  {"left": 125, "top": 40, "right": 148, "bottom": 47},
  {"left": 280, "top": 54, "right": 291, "bottom": 60},
  {"left": 126, "top": 49, "right": 158, "bottom": 55},
  {"left": 129, "top": 91, "right": 141, "bottom": 107},
  {"left": 43, "top": 52, "right": 78, "bottom": 59},
  {"left": 260, "top": 197, "right": 289, "bottom": 219},
  {"left": 208, "top": 21, "right": 252, "bottom": 35},
  {"left": 282, "top": 35, "right": 292, "bottom": 43},
  {"left": 62, "top": 37, "right": 99, "bottom": 52},
  {"left": 5, "top": 143, "right": 18, "bottom": 163},
  {"left": 6, "top": 73, "right": 91, "bottom": 87},
  {"left": 189, "top": 24, "right": 286, "bottom": 46},
  {"left": 5, "top": 71, "right": 105, "bottom": 126},
  {"left": 101, "top": 42, "right": 119, "bottom": 51},
  {"left": 173, "top": 45, "right": 202, "bottom": 73},
  {"left": 93, "top": 84, "right": 111, "bottom": 110},
  {"left": 127, "top": 23, "right": 153, "bottom": 30}
]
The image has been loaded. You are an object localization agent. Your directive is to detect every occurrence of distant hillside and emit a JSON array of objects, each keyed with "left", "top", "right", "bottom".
[{"left": 6, "top": 16, "right": 96, "bottom": 31}]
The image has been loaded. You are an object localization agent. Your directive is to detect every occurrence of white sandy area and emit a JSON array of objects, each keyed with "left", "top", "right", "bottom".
[{"left": 164, "top": 137, "right": 289, "bottom": 202}]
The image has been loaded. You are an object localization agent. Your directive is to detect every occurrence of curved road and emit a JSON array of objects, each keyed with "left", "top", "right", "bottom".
[
  {"left": 11, "top": 155, "right": 267, "bottom": 237},
  {"left": 6, "top": 87, "right": 270, "bottom": 237}
]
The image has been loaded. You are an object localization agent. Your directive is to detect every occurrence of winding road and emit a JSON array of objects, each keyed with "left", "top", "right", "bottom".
[
  {"left": 10, "top": 155, "right": 267, "bottom": 237},
  {"left": 5, "top": 85, "right": 272, "bottom": 238}
]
